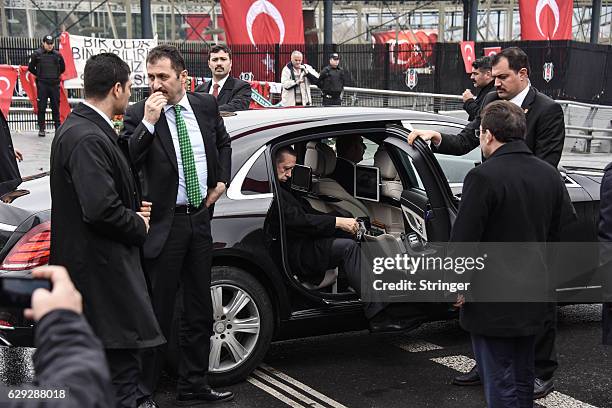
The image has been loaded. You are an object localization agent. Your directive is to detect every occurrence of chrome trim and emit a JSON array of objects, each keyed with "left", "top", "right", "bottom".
[
  {"left": 227, "top": 145, "right": 273, "bottom": 201},
  {"left": 564, "top": 175, "right": 581, "bottom": 188},
  {"left": 555, "top": 285, "right": 602, "bottom": 292},
  {"left": 0, "top": 223, "right": 17, "bottom": 232}
]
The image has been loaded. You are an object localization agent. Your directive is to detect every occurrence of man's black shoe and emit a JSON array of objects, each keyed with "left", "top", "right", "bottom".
[
  {"left": 452, "top": 366, "right": 482, "bottom": 386},
  {"left": 368, "top": 312, "right": 423, "bottom": 333},
  {"left": 175, "top": 388, "right": 234, "bottom": 406},
  {"left": 137, "top": 398, "right": 159, "bottom": 408},
  {"left": 38, "top": 130, "right": 45, "bottom": 137},
  {"left": 533, "top": 377, "right": 554, "bottom": 400}
]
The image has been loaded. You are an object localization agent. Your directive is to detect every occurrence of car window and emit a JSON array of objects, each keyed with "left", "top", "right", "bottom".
[
  {"left": 410, "top": 122, "right": 481, "bottom": 184},
  {"left": 359, "top": 139, "right": 378, "bottom": 166},
  {"left": 241, "top": 151, "right": 271, "bottom": 195},
  {"left": 390, "top": 145, "right": 426, "bottom": 191}
]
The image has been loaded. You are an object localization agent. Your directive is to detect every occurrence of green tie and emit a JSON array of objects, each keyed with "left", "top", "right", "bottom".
[{"left": 174, "top": 105, "right": 203, "bottom": 206}]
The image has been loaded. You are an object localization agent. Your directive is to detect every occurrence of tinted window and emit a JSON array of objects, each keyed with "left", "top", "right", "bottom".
[{"left": 241, "top": 152, "right": 271, "bottom": 195}]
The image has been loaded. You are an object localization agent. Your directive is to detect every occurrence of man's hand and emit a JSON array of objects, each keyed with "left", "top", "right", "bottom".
[
  {"left": 143, "top": 91, "right": 168, "bottom": 125},
  {"left": 462, "top": 89, "right": 474, "bottom": 102},
  {"left": 14, "top": 148, "right": 23, "bottom": 162},
  {"left": 137, "top": 200, "right": 152, "bottom": 233},
  {"left": 407, "top": 129, "right": 442, "bottom": 146},
  {"left": 137, "top": 212, "right": 150, "bottom": 233},
  {"left": 205, "top": 182, "right": 226, "bottom": 208},
  {"left": 24, "top": 266, "right": 83, "bottom": 322},
  {"left": 336, "top": 217, "right": 359, "bottom": 235},
  {"left": 453, "top": 294, "right": 465, "bottom": 309}
]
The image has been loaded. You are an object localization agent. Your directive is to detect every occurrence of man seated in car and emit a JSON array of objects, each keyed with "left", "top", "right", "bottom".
[
  {"left": 266, "top": 146, "right": 422, "bottom": 333},
  {"left": 330, "top": 136, "right": 366, "bottom": 195}
]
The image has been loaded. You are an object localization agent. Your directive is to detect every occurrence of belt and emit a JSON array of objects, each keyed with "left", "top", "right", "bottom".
[{"left": 174, "top": 203, "right": 205, "bottom": 214}]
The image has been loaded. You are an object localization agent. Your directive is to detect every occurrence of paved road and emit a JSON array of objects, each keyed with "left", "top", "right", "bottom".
[{"left": 2, "top": 304, "right": 608, "bottom": 407}]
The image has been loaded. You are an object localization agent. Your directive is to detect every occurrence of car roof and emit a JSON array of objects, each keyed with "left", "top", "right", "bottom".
[{"left": 222, "top": 107, "right": 467, "bottom": 138}]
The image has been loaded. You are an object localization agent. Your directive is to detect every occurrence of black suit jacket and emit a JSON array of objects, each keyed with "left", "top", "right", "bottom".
[
  {"left": 451, "top": 141, "right": 568, "bottom": 337},
  {"left": 194, "top": 76, "right": 252, "bottom": 112},
  {"left": 598, "top": 162, "right": 612, "bottom": 345},
  {"left": 436, "top": 87, "right": 565, "bottom": 167},
  {"left": 50, "top": 103, "right": 163, "bottom": 349},
  {"left": 330, "top": 157, "right": 355, "bottom": 195},
  {"left": 463, "top": 81, "right": 495, "bottom": 121},
  {"left": 122, "top": 92, "right": 231, "bottom": 259},
  {"left": 0, "top": 110, "right": 21, "bottom": 195}
]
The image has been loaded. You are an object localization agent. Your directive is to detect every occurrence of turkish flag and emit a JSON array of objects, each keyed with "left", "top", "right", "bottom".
[
  {"left": 220, "top": 0, "right": 304, "bottom": 45},
  {"left": 0, "top": 65, "right": 17, "bottom": 117},
  {"left": 519, "top": 0, "right": 573, "bottom": 40},
  {"left": 483, "top": 46, "right": 502, "bottom": 57},
  {"left": 19, "top": 66, "right": 38, "bottom": 113},
  {"left": 460, "top": 41, "right": 476, "bottom": 74},
  {"left": 59, "top": 82, "right": 71, "bottom": 123},
  {"left": 371, "top": 30, "right": 437, "bottom": 68},
  {"left": 59, "top": 32, "right": 78, "bottom": 80}
]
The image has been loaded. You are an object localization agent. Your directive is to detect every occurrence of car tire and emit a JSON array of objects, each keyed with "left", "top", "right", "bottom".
[{"left": 166, "top": 265, "right": 274, "bottom": 386}]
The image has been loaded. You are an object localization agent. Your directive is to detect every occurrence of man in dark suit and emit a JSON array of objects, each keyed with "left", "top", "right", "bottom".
[
  {"left": 598, "top": 163, "right": 612, "bottom": 346},
  {"left": 462, "top": 56, "right": 495, "bottom": 121},
  {"left": 194, "top": 44, "right": 251, "bottom": 112},
  {"left": 330, "top": 136, "right": 366, "bottom": 195},
  {"left": 122, "top": 45, "right": 233, "bottom": 405},
  {"left": 409, "top": 47, "right": 565, "bottom": 168},
  {"left": 50, "top": 53, "right": 164, "bottom": 408},
  {"left": 409, "top": 47, "right": 566, "bottom": 397},
  {"left": 451, "top": 101, "right": 566, "bottom": 407},
  {"left": 0, "top": 111, "right": 23, "bottom": 196}
]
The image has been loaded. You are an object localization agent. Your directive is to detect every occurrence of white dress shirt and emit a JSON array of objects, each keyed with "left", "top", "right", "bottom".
[
  {"left": 208, "top": 75, "right": 229, "bottom": 95},
  {"left": 82, "top": 101, "right": 115, "bottom": 130},
  {"left": 142, "top": 93, "right": 208, "bottom": 205},
  {"left": 509, "top": 85, "right": 530, "bottom": 108}
]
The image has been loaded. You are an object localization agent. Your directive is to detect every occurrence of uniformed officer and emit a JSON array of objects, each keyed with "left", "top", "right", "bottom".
[
  {"left": 28, "top": 35, "right": 65, "bottom": 137},
  {"left": 318, "top": 53, "right": 349, "bottom": 106}
]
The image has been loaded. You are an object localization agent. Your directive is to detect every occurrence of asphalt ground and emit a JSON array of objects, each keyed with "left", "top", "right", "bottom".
[{"left": 1, "top": 304, "right": 609, "bottom": 407}]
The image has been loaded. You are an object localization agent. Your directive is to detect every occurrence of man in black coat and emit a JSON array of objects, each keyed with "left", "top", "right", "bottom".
[
  {"left": 409, "top": 48, "right": 566, "bottom": 397},
  {"left": 597, "top": 162, "right": 612, "bottom": 346},
  {"left": 462, "top": 56, "right": 495, "bottom": 121},
  {"left": 0, "top": 110, "right": 23, "bottom": 196},
  {"left": 409, "top": 47, "right": 565, "bottom": 168},
  {"left": 194, "top": 44, "right": 251, "bottom": 112},
  {"left": 28, "top": 35, "right": 65, "bottom": 137},
  {"left": 10, "top": 265, "right": 115, "bottom": 408},
  {"left": 49, "top": 53, "right": 164, "bottom": 408},
  {"left": 318, "top": 53, "right": 349, "bottom": 106},
  {"left": 451, "top": 101, "right": 566, "bottom": 407},
  {"left": 122, "top": 45, "right": 233, "bottom": 405}
]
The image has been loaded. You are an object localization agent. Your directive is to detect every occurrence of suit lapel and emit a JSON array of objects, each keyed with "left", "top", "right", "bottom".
[
  {"left": 521, "top": 87, "right": 536, "bottom": 117},
  {"left": 74, "top": 103, "right": 119, "bottom": 145},
  {"left": 154, "top": 109, "right": 178, "bottom": 172},
  {"left": 187, "top": 93, "right": 214, "bottom": 168}
]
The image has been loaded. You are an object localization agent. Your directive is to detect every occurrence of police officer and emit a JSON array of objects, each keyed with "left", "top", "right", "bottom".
[
  {"left": 318, "top": 53, "right": 349, "bottom": 106},
  {"left": 28, "top": 35, "right": 65, "bottom": 137}
]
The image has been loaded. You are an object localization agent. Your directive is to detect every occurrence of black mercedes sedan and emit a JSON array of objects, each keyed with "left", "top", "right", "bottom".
[{"left": 0, "top": 107, "right": 603, "bottom": 385}]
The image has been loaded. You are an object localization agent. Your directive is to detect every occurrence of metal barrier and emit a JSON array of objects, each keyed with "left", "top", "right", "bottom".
[{"left": 8, "top": 90, "right": 612, "bottom": 155}]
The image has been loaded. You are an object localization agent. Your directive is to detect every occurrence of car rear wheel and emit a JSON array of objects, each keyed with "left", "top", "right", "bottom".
[{"left": 208, "top": 266, "right": 274, "bottom": 385}]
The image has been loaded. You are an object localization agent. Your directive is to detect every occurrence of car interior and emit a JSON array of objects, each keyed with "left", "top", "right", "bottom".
[{"left": 275, "top": 132, "right": 443, "bottom": 296}]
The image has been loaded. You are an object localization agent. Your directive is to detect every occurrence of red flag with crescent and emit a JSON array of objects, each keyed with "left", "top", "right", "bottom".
[
  {"left": 59, "top": 82, "right": 71, "bottom": 123},
  {"left": 460, "top": 41, "right": 476, "bottom": 74},
  {"left": 371, "top": 30, "right": 437, "bottom": 68},
  {"left": 0, "top": 65, "right": 18, "bottom": 117},
  {"left": 483, "top": 46, "right": 502, "bottom": 57},
  {"left": 59, "top": 32, "right": 78, "bottom": 80},
  {"left": 19, "top": 66, "right": 38, "bottom": 113},
  {"left": 220, "top": 0, "right": 304, "bottom": 45},
  {"left": 519, "top": 0, "right": 573, "bottom": 40}
]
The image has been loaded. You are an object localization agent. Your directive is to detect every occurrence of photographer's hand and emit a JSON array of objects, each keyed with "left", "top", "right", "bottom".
[{"left": 24, "top": 266, "right": 83, "bottom": 322}]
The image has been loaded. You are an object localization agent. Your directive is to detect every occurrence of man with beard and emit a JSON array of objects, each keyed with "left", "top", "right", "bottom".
[
  {"left": 408, "top": 47, "right": 568, "bottom": 398},
  {"left": 122, "top": 45, "right": 233, "bottom": 405},
  {"left": 50, "top": 53, "right": 164, "bottom": 408},
  {"left": 462, "top": 56, "right": 495, "bottom": 121},
  {"left": 195, "top": 44, "right": 251, "bottom": 112}
]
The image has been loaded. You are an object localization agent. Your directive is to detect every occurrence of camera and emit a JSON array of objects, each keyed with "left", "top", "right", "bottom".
[{"left": 0, "top": 276, "right": 52, "bottom": 308}]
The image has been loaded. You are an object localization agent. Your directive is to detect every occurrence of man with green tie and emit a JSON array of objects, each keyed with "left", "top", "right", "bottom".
[{"left": 122, "top": 45, "right": 233, "bottom": 406}]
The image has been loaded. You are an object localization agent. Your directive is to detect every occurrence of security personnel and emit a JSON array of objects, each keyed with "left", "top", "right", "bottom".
[
  {"left": 318, "top": 53, "right": 349, "bottom": 106},
  {"left": 28, "top": 35, "right": 65, "bottom": 137}
]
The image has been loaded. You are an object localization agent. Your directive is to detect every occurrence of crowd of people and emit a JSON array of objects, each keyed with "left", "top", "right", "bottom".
[{"left": 0, "top": 40, "right": 610, "bottom": 408}]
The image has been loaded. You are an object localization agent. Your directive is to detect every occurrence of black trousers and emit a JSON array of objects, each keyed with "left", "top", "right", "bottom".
[
  {"left": 534, "top": 303, "right": 557, "bottom": 380},
  {"left": 322, "top": 96, "right": 342, "bottom": 106},
  {"left": 105, "top": 348, "right": 148, "bottom": 408},
  {"left": 328, "top": 238, "right": 385, "bottom": 319},
  {"left": 36, "top": 81, "right": 60, "bottom": 131},
  {"left": 141, "top": 207, "right": 213, "bottom": 394},
  {"left": 472, "top": 334, "right": 535, "bottom": 408}
]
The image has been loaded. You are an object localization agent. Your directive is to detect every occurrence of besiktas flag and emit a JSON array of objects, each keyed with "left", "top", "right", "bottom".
[
  {"left": 519, "top": 0, "right": 573, "bottom": 40},
  {"left": 220, "top": 0, "right": 304, "bottom": 45}
]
